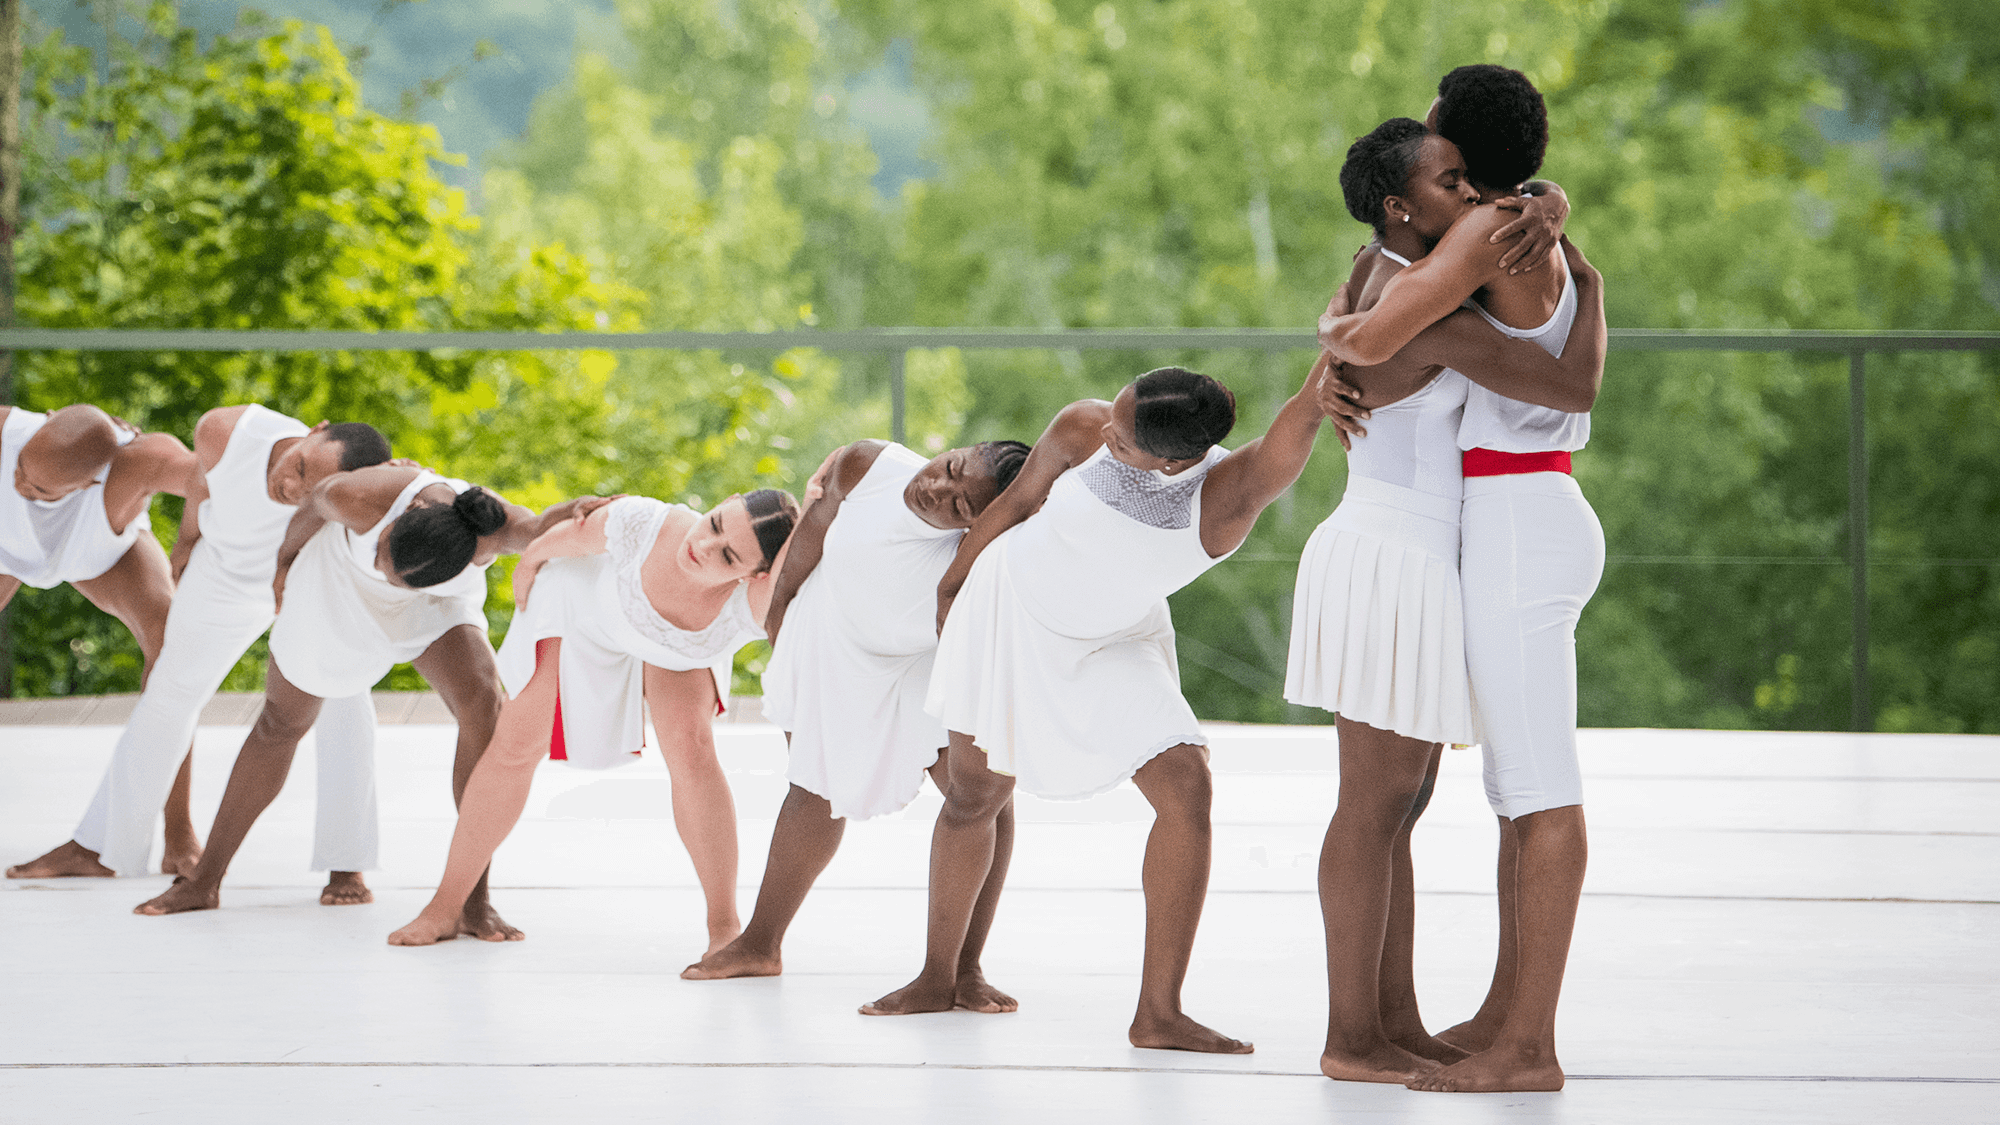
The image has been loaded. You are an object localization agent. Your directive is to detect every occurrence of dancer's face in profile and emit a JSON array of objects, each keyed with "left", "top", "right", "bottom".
[
  {"left": 1393, "top": 134, "right": 1479, "bottom": 243},
  {"left": 679, "top": 496, "right": 769, "bottom": 581},
  {"left": 1102, "top": 385, "right": 1202, "bottom": 476},
  {"left": 268, "top": 423, "right": 353, "bottom": 506},
  {"left": 905, "top": 446, "right": 1005, "bottom": 530},
  {"left": 13, "top": 407, "right": 121, "bottom": 501},
  {"left": 13, "top": 440, "right": 102, "bottom": 502}
]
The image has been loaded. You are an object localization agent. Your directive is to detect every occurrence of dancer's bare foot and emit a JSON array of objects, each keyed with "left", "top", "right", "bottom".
[
  {"left": 1434, "top": 1017, "right": 1501, "bottom": 1055},
  {"left": 161, "top": 833, "right": 204, "bottom": 878},
  {"left": 388, "top": 910, "right": 462, "bottom": 947},
  {"left": 7, "top": 841, "right": 114, "bottom": 879},
  {"left": 1392, "top": 1030, "right": 1471, "bottom": 1065},
  {"left": 705, "top": 922, "right": 742, "bottom": 956},
  {"left": 459, "top": 899, "right": 524, "bottom": 942},
  {"left": 133, "top": 876, "right": 218, "bottom": 915},
  {"left": 859, "top": 975, "right": 958, "bottom": 1016},
  {"left": 1406, "top": 1044, "right": 1564, "bottom": 1093},
  {"left": 319, "top": 871, "right": 374, "bottom": 906},
  {"left": 1320, "top": 1042, "right": 1440, "bottom": 1083},
  {"left": 680, "top": 941, "right": 782, "bottom": 980},
  {"left": 1129, "top": 1011, "right": 1254, "bottom": 1054},
  {"left": 952, "top": 970, "right": 1018, "bottom": 1014}
]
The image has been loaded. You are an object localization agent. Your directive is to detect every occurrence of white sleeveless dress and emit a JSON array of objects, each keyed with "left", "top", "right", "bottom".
[
  {"left": 1456, "top": 254, "right": 1606, "bottom": 818},
  {"left": 1284, "top": 352, "right": 1477, "bottom": 746},
  {"left": 765, "top": 444, "right": 964, "bottom": 820},
  {"left": 0, "top": 408, "right": 149, "bottom": 587},
  {"left": 270, "top": 471, "right": 491, "bottom": 699},
  {"left": 926, "top": 444, "right": 1230, "bottom": 800},
  {"left": 496, "top": 497, "right": 763, "bottom": 770}
]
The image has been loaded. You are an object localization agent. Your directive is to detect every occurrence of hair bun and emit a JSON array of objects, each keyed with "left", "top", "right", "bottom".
[{"left": 453, "top": 487, "right": 509, "bottom": 536}]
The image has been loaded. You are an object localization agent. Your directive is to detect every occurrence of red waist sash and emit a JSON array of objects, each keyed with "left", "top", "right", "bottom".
[{"left": 1462, "top": 448, "right": 1572, "bottom": 477}]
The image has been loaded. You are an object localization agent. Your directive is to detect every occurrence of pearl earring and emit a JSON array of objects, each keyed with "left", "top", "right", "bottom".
[{"left": 1402, "top": 214, "right": 1410, "bottom": 223}]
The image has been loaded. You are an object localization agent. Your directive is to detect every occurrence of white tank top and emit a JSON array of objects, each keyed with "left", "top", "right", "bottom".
[
  {"left": 0, "top": 408, "right": 149, "bottom": 588},
  {"left": 602, "top": 497, "right": 763, "bottom": 665},
  {"left": 1349, "top": 249, "right": 1469, "bottom": 501},
  {"left": 349, "top": 470, "right": 489, "bottom": 600},
  {"left": 1004, "top": 443, "right": 1230, "bottom": 638},
  {"left": 197, "top": 405, "right": 310, "bottom": 587},
  {"left": 1457, "top": 253, "right": 1589, "bottom": 453},
  {"left": 818, "top": 443, "right": 964, "bottom": 654}
]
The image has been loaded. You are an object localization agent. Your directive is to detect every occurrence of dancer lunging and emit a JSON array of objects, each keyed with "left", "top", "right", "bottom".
[
  {"left": 1320, "top": 65, "right": 1606, "bottom": 1094},
  {"left": 4, "top": 405, "right": 196, "bottom": 878},
  {"left": 1289, "top": 116, "right": 1607, "bottom": 1083},
  {"left": 135, "top": 464, "right": 608, "bottom": 927},
  {"left": 388, "top": 489, "right": 798, "bottom": 953},
  {"left": 682, "top": 440, "right": 1028, "bottom": 1012},
  {"left": 11, "top": 408, "right": 391, "bottom": 899},
  {"left": 864, "top": 363, "right": 1332, "bottom": 1054}
]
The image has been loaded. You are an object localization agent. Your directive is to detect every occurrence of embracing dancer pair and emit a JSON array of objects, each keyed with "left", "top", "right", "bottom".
[{"left": 1293, "top": 64, "right": 1607, "bottom": 1092}]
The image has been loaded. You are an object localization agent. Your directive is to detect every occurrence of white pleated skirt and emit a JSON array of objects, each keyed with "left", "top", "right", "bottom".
[
  {"left": 1284, "top": 475, "right": 1477, "bottom": 746},
  {"left": 925, "top": 528, "right": 1206, "bottom": 801},
  {"left": 765, "top": 586, "right": 947, "bottom": 821}
]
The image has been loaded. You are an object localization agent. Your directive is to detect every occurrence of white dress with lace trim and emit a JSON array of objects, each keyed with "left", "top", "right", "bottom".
[{"left": 496, "top": 496, "right": 762, "bottom": 770}]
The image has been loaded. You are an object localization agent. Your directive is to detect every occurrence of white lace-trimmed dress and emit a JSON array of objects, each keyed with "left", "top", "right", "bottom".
[
  {"left": 764, "top": 443, "right": 963, "bottom": 820},
  {"left": 496, "top": 497, "right": 762, "bottom": 770},
  {"left": 926, "top": 444, "right": 1231, "bottom": 800},
  {"left": 1283, "top": 353, "right": 1479, "bottom": 747},
  {"left": 271, "top": 471, "right": 491, "bottom": 699}
]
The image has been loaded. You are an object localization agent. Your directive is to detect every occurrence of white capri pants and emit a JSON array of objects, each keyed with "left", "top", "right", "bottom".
[
  {"left": 1460, "top": 472, "right": 1605, "bottom": 820},
  {"left": 71, "top": 539, "right": 380, "bottom": 875}
]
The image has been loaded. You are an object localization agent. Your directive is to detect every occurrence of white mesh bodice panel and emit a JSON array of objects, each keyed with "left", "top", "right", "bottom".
[{"left": 1075, "top": 454, "right": 1207, "bottom": 530}]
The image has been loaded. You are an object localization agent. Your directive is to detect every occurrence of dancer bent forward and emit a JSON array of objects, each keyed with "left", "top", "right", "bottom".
[
  {"left": 388, "top": 489, "right": 799, "bottom": 952},
  {"left": 1320, "top": 64, "right": 1607, "bottom": 1094},
  {"left": 683, "top": 440, "right": 1028, "bottom": 1008},
  {"left": 4, "top": 405, "right": 195, "bottom": 878},
  {"left": 136, "top": 465, "right": 608, "bottom": 926},
  {"left": 13, "top": 408, "right": 391, "bottom": 901},
  {"left": 1289, "top": 116, "right": 1607, "bottom": 1082},
  {"left": 864, "top": 363, "right": 1330, "bottom": 1053}
]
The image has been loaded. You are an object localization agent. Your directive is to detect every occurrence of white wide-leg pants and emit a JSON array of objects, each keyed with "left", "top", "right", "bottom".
[
  {"left": 70, "top": 540, "right": 380, "bottom": 875},
  {"left": 1461, "top": 473, "right": 1605, "bottom": 820}
]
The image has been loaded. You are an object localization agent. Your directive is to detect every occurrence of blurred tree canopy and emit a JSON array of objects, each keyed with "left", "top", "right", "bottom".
[{"left": 8, "top": 0, "right": 1996, "bottom": 731}]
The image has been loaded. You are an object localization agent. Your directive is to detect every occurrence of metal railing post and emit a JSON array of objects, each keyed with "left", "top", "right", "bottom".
[
  {"left": 889, "top": 348, "right": 907, "bottom": 446},
  {"left": 1848, "top": 349, "right": 1870, "bottom": 732}
]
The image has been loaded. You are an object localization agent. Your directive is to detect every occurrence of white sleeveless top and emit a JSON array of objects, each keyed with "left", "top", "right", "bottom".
[
  {"left": 0, "top": 408, "right": 149, "bottom": 588},
  {"left": 603, "top": 497, "right": 763, "bottom": 667},
  {"left": 1457, "top": 253, "right": 1589, "bottom": 453},
  {"left": 197, "top": 405, "right": 310, "bottom": 587},
  {"left": 817, "top": 444, "right": 964, "bottom": 653},
  {"left": 351, "top": 470, "right": 490, "bottom": 600},
  {"left": 1004, "top": 443, "right": 1231, "bottom": 639},
  {"left": 1350, "top": 250, "right": 1469, "bottom": 500}
]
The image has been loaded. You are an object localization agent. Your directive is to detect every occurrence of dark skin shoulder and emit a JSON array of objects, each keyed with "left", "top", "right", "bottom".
[
  {"left": 100, "top": 432, "right": 195, "bottom": 530},
  {"left": 763, "top": 440, "right": 889, "bottom": 643}
]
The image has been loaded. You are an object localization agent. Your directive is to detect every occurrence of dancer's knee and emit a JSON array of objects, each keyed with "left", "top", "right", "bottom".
[
  {"left": 1135, "top": 744, "right": 1213, "bottom": 823},
  {"left": 940, "top": 764, "right": 1013, "bottom": 824}
]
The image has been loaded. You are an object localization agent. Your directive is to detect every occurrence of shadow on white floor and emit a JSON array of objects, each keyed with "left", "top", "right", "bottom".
[{"left": 2, "top": 722, "right": 1995, "bottom": 1123}]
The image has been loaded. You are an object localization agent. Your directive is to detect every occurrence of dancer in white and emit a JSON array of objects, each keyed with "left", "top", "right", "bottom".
[
  {"left": 4, "top": 405, "right": 197, "bottom": 879},
  {"left": 1289, "top": 115, "right": 1607, "bottom": 1083},
  {"left": 11, "top": 408, "right": 391, "bottom": 900},
  {"left": 863, "top": 364, "right": 1331, "bottom": 1054},
  {"left": 681, "top": 440, "right": 1029, "bottom": 1001},
  {"left": 387, "top": 488, "right": 799, "bottom": 953},
  {"left": 1319, "top": 65, "right": 1604, "bottom": 1094},
  {"left": 136, "top": 465, "right": 608, "bottom": 931}
]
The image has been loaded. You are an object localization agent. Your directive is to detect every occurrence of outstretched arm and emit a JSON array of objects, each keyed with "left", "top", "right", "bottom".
[
  {"left": 935, "top": 401, "right": 1109, "bottom": 632},
  {"left": 1198, "top": 353, "right": 1331, "bottom": 558},
  {"left": 272, "top": 466, "right": 418, "bottom": 611},
  {"left": 763, "top": 441, "right": 885, "bottom": 645},
  {"left": 511, "top": 502, "right": 615, "bottom": 610},
  {"left": 1318, "top": 208, "right": 1513, "bottom": 366},
  {"left": 1395, "top": 237, "right": 1606, "bottom": 413},
  {"left": 101, "top": 432, "right": 196, "bottom": 533}
]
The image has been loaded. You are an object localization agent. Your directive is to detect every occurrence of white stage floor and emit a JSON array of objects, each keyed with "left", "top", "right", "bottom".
[{"left": 2, "top": 720, "right": 1995, "bottom": 1122}]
